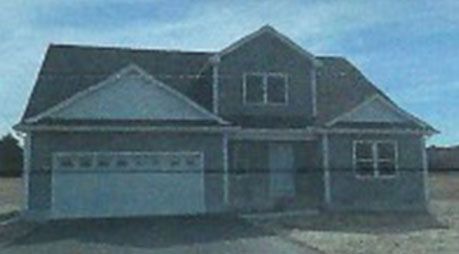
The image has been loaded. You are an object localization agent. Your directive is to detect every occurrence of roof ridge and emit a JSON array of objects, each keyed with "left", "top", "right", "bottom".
[{"left": 49, "top": 43, "right": 215, "bottom": 55}]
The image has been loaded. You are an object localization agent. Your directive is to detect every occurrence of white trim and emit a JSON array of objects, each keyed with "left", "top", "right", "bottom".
[
  {"left": 242, "top": 72, "right": 289, "bottom": 105},
  {"left": 352, "top": 140, "right": 399, "bottom": 179},
  {"left": 212, "top": 63, "right": 219, "bottom": 114},
  {"left": 421, "top": 136, "right": 429, "bottom": 205},
  {"left": 311, "top": 67, "right": 317, "bottom": 117},
  {"left": 16, "top": 124, "right": 433, "bottom": 136},
  {"left": 229, "top": 128, "right": 316, "bottom": 141},
  {"left": 322, "top": 134, "right": 331, "bottom": 206},
  {"left": 23, "top": 132, "right": 31, "bottom": 211},
  {"left": 215, "top": 25, "right": 320, "bottom": 66},
  {"left": 325, "top": 94, "right": 434, "bottom": 131},
  {"left": 25, "top": 64, "right": 228, "bottom": 125},
  {"left": 317, "top": 127, "right": 433, "bottom": 135},
  {"left": 15, "top": 124, "right": 238, "bottom": 133},
  {"left": 222, "top": 133, "right": 229, "bottom": 205}
]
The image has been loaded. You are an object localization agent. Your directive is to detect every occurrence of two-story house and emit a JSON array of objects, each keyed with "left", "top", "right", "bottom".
[{"left": 15, "top": 25, "right": 437, "bottom": 219}]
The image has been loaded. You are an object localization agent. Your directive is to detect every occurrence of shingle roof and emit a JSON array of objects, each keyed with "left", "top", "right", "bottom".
[
  {"left": 22, "top": 44, "right": 214, "bottom": 120},
  {"left": 315, "top": 56, "right": 389, "bottom": 125},
  {"left": 21, "top": 44, "right": 433, "bottom": 131}
]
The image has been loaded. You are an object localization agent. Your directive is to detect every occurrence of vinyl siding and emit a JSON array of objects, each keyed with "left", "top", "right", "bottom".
[
  {"left": 227, "top": 140, "right": 322, "bottom": 212},
  {"left": 28, "top": 131, "right": 225, "bottom": 215},
  {"left": 327, "top": 133, "right": 426, "bottom": 211},
  {"left": 217, "top": 31, "right": 314, "bottom": 122}
]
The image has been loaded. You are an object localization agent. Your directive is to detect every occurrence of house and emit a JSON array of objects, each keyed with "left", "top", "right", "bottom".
[{"left": 14, "top": 25, "right": 437, "bottom": 220}]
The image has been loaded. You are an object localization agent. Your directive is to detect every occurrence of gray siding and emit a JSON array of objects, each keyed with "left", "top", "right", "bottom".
[
  {"left": 28, "top": 131, "right": 224, "bottom": 214},
  {"left": 228, "top": 140, "right": 322, "bottom": 212},
  {"left": 218, "top": 32, "right": 314, "bottom": 120},
  {"left": 327, "top": 133, "right": 426, "bottom": 211}
]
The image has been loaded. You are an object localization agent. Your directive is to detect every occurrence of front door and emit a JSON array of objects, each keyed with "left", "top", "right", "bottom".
[{"left": 269, "top": 143, "right": 295, "bottom": 198}]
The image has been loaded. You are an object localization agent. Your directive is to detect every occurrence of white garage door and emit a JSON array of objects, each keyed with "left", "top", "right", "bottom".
[{"left": 51, "top": 152, "right": 205, "bottom": 218}]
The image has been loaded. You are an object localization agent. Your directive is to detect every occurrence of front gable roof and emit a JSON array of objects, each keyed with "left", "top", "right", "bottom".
[
  {"left": 25, "top": 65, "right": 227, "bottom": 124},
  {"left": 22, "top": 44, "right": 214, "bottom": 120},
  {"left": 211, "top": 25, "right": 320, "bottom": 66},
  {"left": 325, "top": 94, "right": 435, "bottom": 131}
]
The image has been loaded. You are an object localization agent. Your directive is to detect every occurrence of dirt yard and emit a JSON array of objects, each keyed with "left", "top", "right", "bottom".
[
  {"left": 253, "top": 172, "right": 459, "bottom": 254},
  {"left": 2, "top": 173, "right": 459, "bottom": 253},
  {"left": 0, "top": 177, "right": 23, "bottom": 215}
]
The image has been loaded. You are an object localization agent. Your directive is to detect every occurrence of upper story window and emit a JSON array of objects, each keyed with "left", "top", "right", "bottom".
[
  {"left": 353, "top": 141, "right": 397, "bottom": 178},
  {"left": 243, "top": 73, "right": 288, "bottom": 105}
]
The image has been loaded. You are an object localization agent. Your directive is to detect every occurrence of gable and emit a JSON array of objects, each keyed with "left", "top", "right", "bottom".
[
  {"left": 216, "top": 25, "right": 318, "bottom": 65},
  {"left": 336, "top": 98, "right": 407, "bottom": 123},
  {"left": 30, "top": 65, "right": 225, "bottom": 123},
  {"left": 21, "top": 44, "right": 214, "bottom": 120},
  {"left": 327, "top": 95, "right": 431, "bottom": 129}
]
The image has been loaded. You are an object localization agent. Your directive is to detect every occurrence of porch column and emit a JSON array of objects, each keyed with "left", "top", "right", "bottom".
[
  {"left": 322, "top": 134, "right": 331, "bottom": 207},
  {"left": 23, "top": 131, "right": 31, "bottom": 211},
  {"left": 223, "top": 133, "right": 229, "bottom": 205},
  {"left": 421, "top": 136, "right": 429, "bottom": 205}
]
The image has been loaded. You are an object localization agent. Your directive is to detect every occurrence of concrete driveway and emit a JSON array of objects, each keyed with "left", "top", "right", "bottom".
[{"left": 0, "top": 216, "right": 320, "bottom": 254}]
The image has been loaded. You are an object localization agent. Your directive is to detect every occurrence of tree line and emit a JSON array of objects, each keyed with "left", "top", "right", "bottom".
[{"left": 0, "top": 134, "right": 23, "bottom": 177}]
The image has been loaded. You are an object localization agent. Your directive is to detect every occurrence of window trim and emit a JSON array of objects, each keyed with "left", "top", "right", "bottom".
[
  {"left": 352, "top": 140, "right": 398, "bottom": 179},
  {"left": 242, "top": 72, "right": 289, "bottom": 105}
]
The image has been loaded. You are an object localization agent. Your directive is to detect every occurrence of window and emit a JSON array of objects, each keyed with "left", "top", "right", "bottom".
[
  {"left": 353, "top": 141, "right": 397, "bottom": 178},
  {"left": 267, "top": 75, "right": 287, "bottom": 103},
  {"left": 96, "top": 155, "right": 111, "bottom": 168},
  {"left": 244, "top": 73, "right": 287, "bottom": 104},
  {"left": 58, "top": 156, "right": 74, "bottom": 168},
  {"left": 116, "top": 157, "right": 128, "bottom": 168},
  {"left": 245, "top": 75, "right": 264, "bottom": 103},
  {"left": 78, "top": 155, "right": 93, "bottom": 168}
]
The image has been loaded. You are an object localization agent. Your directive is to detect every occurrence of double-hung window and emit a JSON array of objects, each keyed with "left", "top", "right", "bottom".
[
  {"left": 354, "top": 141, "right": 397, "bottom": 178},
  {"left": 243, "top": 73, "right": 288, "bottom": 105}
]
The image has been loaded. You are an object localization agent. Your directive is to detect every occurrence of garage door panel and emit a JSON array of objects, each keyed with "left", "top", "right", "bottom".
[{"left": 52, "top": 152, "right": 205, "bottom": 218}]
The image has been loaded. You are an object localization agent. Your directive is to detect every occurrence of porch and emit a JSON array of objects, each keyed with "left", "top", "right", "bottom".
[{"left": 226, "top": 139, "right": 324, "bottom": 212}]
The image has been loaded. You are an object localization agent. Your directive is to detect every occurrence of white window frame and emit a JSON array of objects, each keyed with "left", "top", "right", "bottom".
[
  {"left": 242, "top": 72, "right": 288, "bottom": 105},
  {"left": 352, "top": 140, "right": 398, "bottom": 179}
]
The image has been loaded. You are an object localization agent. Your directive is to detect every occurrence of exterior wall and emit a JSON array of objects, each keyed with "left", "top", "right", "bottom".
[
  {"left": 227, "top": 140, "right": 322, "bottom": 212},
  {"left": 217, "top": 32, "right": 315, "bottom": 121},
  {"left": 28, "top": 131, "right": 225, "bottom": 216},
  {"left": 327, "top": 133, "right": 426, "bottom": 211}
]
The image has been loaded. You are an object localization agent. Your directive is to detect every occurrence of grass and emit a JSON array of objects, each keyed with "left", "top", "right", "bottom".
[{"left": 253, "top": 172, "right": 459, "bottom": 254}]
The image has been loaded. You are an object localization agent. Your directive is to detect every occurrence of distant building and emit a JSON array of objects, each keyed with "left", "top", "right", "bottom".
[{"left": 427, "top": 146, "right": 459, "bottom": 171}]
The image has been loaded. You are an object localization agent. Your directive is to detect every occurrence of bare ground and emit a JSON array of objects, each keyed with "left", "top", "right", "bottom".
[
  {"left": 0, "top": 178, "right": 22, "bottom": 215},
  {"left": 252, "top": 172, "right": 459, "bottom": 254}
]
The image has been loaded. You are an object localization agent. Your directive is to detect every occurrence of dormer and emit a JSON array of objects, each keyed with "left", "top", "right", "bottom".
[{"left": 208, "top": 25, "right": 320, "bottom": 126}]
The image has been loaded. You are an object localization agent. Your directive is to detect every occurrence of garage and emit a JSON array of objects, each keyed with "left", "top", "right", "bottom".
[{"left": 51, "top": 151, "right": 205, "bottom": 218}]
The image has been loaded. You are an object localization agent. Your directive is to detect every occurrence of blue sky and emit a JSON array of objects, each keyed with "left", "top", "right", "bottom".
[{"left": 0, "top": 0, "right": 458, "bottom": 145}]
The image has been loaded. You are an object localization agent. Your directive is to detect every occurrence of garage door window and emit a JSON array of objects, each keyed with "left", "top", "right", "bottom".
[
  {"left": 170, "top": 156, "right": 180, "bottom": 167},
  {"left": 116, "top": 157, "right": 128, "bottom": 168},
  {"left": 97, "top": 155, "right": 111, "bottom": 168},
  {"left": 58, "top": 156, "right": 75, "bottom": 169},
  {"left": 79, "top": 156, "right": 93, "bottom": 169},
  {"left": 54, "top": 152, "right": 203, "bottom": 172}
]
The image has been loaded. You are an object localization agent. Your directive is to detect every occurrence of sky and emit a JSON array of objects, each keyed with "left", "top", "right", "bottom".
[{"left": 0, "top": 0, "right": 458, "bottom": 146}]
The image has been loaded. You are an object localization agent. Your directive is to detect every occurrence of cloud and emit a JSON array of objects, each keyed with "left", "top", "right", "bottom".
[{"left": 0, "top": 0, "right": 458, "bottom": 145}]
